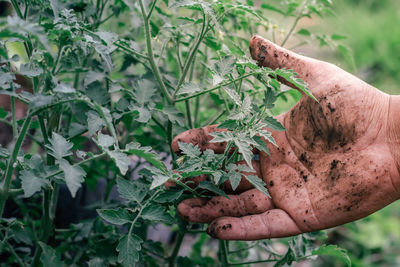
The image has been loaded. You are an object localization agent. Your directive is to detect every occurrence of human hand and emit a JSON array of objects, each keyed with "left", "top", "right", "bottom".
[{"left": 171, "top": 35, "right": 400, "bottom": 240}]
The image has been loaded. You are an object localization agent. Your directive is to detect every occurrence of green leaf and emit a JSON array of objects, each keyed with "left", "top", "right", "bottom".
[
  {"left": 264, "top": 116, "right": 285, "bottom": 131},
  {"left": 39, "top": 242, "right": 65, "bottom": 267},
  {"left": 198, "top": 181, "right": 230, "bottom": 199},
  {"left": 117, "top": 177, "right": 148, "bottom": 203},
  {"left": 97, "top": 132, "right": 115, "bottom": 148},
  {"left": 20, "top": 170, "right": 47, "bottom": 198},
  {"left": 252, "top": 135, "right": 270, "bottom": 155},
  {"left": 87, "top": 111, "right": 105, "bottom": 136},
  {"left": 297, "top": 28, "right": 311, "bottom": 36},
  {"left": 178, "top": 82, "right": 202, "bottom": 95},
  {"left": 234, "top": 139, "right": 253, "bottom": 170},
  {"left": 46, "top": 133, "right": 73, "bottom": 160},
  {"left": 53, "top": 83, "right": 75, "bottom": 93},
  {"left": 108, "top": 150, "right": 130, "bottom": 175},
  {"left": 141, "top": 204, "right": 174, "bottom": 224},
  {"left": 274, "top": 69, "right": 316, "bottom": 101},
  {"left": 331, "top": 34, "right": 347, "bottom": 40},
  {"left": 261, "top": 3, "right": 285, "bottom": 14},
  {"left": 157, "top": 106, "right": 185, "bottom": 126},
  {"left": 150, "top": 171, "right": 170, "bottom": 190},
  {"left": 312, "top": 245, "right": 351, "bottom": 267},
  {"left": 125, "top": 142, "right": 166, "bottom": 172},
  {"left": 117, "top": 233, "right": 142, "bottom": 267},
  {"left": 58, "top": 159, "right": 86, "bottom": 198},
  {"left": 264, "top": 86, "right": 277, "bottom": 109},
  {"left": 154, "top": 189, "right": 184, "bottom": 203},
  {"left": 228, "top": 171, "right": 242, "bottom": 191},
  {"left": 245, "top": 175, "right": 270, "bottom": 197},
  {"left": 218, "top": 119, "right": 239, "bottom": 130},
  {"left": 178, "top": 142, "right": 201, "bottom": 158},
  {"left": 133, "top": 79, "right": 157, "bottom": 106},
  {"left": 337, "top": 44, "right": 355, "bottom": 71},
  {"left": 97, "top": 208, "right": 131, "bottom": 225}
]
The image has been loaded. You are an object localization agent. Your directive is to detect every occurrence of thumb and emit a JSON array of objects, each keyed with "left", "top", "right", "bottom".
[{"left": 249, "top": 35, "right": 329, "bottom": 89}]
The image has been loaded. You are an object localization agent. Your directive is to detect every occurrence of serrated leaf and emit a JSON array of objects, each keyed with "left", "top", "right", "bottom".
[
  {"left": 229, "top": 171, "right": 242, "bottom": 191},
  {"left": 107, "top": 150, "right": 130, "bottom": 175},
  {"left": 97, "top": 132, "right": 115, "bottom": 148},
  {"left": 132, "top": 105, "right": 152, "bottom": 123},
  {"left": 117, "top": 233, "right": 142, "bottom": 267},
  {"left": 87, "top": 111, "right": 105, "bottom": 136},
  {"left": 223, "top": 87, "right": 241, "bottom": 106},
  {"left": 312, "top": 245, "right": 351, "bottom": 267},
  {"left": 29, "top": 94, "right": 54, "bottom": 109},
  {"left": 54, "top": 83, "right": 75, "bottom": 93},
  {"left": 178, "top": 82, "right": 202, "bottom": 95},
  {"left": 178, "top": 142, "right": 201, "bottom": 158},
  {"left": 264, "top": 86, "right": 277, "bottom": 109},
  {"left": 133, "top": 79, "right": 156, "bottom": 106},
  {"left": 150, "top": 172, "right": 170, "bottom": 190},
  {"left": 234, "top": 139, "right": 253, "bottom": 170},
  {"left": 20, "top": 170, "right": 46, "bottom": 198},
  {"left": 245, "top": 175, "right": 270, "bottom": 197},
  {"left": 39, "top": 242, "right": 65, "bottom": 267},
  {"left": 97, "top": 208, "right": 131, "bottom": 225},
  {"left": 198, "top": 181, "right": 229, "bottom": 199},
  {"left": 58, "top": 159, "right": 86, "bottom": 198},
  {"left": 253, "top": 135, "right": 270, "bottom": 155},
  {"left": 264, "top": 116, "right": 285, "bottom": 131},
  {"left": 217, "top": 119, "right": 238, "bottom": 130},
  {"left": 141, "top": 205, "right": 174, "bottom": 224},
  {"left": 117, "top": 177, "right": 148, "bottom": 203},
  {"left": 210, "top": 131, "right": 234, "bottom": 143},
  {"left": 158, "top": 106, "right": 185, "bottom": 126},
  {"left": 46, "top": 133, "right": 73, "bottom": 160},
  {"left": 154, "top": 189, "right": 184, "bottom": 203},
  {"left": 125, "top": 142, "right": 166, "bottom": 172},
  {"left": 274, "top": 69, "right": 316, "bottom": 101}
]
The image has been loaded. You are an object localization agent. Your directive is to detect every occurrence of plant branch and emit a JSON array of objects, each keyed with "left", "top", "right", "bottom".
[
  {"left": 138, "top": 0, "right": 173, "bottom": 104},
  {"left": 281, "top": 0, "right": 307, "bottom": 47},
  {"left": 175, "top": 72, "right": 257, "bottom": 102}
]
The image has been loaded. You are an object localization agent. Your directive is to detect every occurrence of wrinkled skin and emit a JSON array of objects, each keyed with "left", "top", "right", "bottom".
[{"left": 170, "top": 35, "right": 400, "bottom": 240}]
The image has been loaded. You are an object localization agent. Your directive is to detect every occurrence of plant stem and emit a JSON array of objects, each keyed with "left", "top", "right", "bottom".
[
  {"left": 10, "top": 0, "right": 23, "bottom": 18},
  {"left": 0, "top": 116, "right": 32, "bottom": 217},
  {"left": 146, "top": 0, "right": 158, "bottom": 20},
  {"left": 138, "top": 0, "right": 173, "bottom": 104},
  {"left": 175, "top": 72, "right": 257, "bottom": 102},
  {"left": 168, "top": 223, "right": 187, "bottom": 267},
  {"left": 10, "top": 96, "right": 17, "bottom": 137},
  {"left": 219, "top": 240, "right": 229, "bottom": 266},
  {"left": 185, "top": 100, "right": 193, "bottom": 129},
  {"left": 281, "top": 0, "right": 307, "bottom": 47},
  {"left": 114, "top": 41, "right": 149, "bottom": 60},
  {"left": 173, "top": 12, "right": 208, "bottom": 97}
]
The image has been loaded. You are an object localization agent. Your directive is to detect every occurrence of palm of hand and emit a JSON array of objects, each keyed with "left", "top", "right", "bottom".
[{"left": 172, "top": 36, "right": 400, "bottom": 240}]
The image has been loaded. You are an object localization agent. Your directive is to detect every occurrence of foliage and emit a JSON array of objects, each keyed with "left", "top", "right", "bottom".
[{"left": 0, "top": 0, "right": 353, "bottom": 266}]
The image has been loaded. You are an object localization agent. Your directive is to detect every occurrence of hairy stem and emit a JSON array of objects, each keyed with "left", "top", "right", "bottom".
[{"left": 138, "top": 0, "right": 173, "bottom": 103}]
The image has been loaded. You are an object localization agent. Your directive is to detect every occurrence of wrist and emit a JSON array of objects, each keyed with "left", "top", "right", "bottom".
[{"left": 387, "top": 95, "right": 400, "bottom": 181}]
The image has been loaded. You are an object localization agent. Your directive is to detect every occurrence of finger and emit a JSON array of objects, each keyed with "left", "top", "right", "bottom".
[
  {"left": 249, "top": 35, "right": 328, "bottom": 89},
  {"left": 207, "top": 209, "right": 302, "bottom": 240},
  {"left": 178, "top": 188, "right": 274, "bottom": 223},
  {"left": 172, "top": 125, "right": 227, "bottom": 154}
]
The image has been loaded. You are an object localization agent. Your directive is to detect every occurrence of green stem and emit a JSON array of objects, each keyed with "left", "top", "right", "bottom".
[
  {"left": 10, "top": 0, "right": 23, "bottom": 18},
  {"left": 175, "top": 72, "right": 257, "bottom": 102},
  {"left": 146, "top": 0, "right": 158, "bottom": 20},
  {"left": 0, "top": 116, "right": 32, "bottom": 217},
  {"left": 138, "top": 0, "right": 173, "bottom": 104},
  {"left": 219, "top": 240, "right": 229, "bottom": 266},
  {"left": 114, "top": 41, "right": 149, "bottom": 60},
  {"left": 185, "top": 100, "right": 193, "bottom": 129},
  {"left": 0, "top": 231, "right": 26, "bottom": 267},
  {"left": 281, "top": 0, "right": 308, "bottom": 47},
  {"left": 10, "top": 96, "right": 17, "bottom": 137},
  {"left": 173, "top": 12, "right": 208, "bottom": 97},
  {"left": 168, "top": 223, "right": 187, "bottom": 267}
]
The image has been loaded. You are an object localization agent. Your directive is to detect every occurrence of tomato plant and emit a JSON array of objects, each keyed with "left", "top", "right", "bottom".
[{"left": 0, "top": 0, "right": 353, "bottom": 266}]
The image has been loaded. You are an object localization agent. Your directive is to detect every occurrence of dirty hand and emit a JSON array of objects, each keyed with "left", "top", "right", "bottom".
[{"left": 171, "top": 35, "right": 400, "bottom": 240}]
